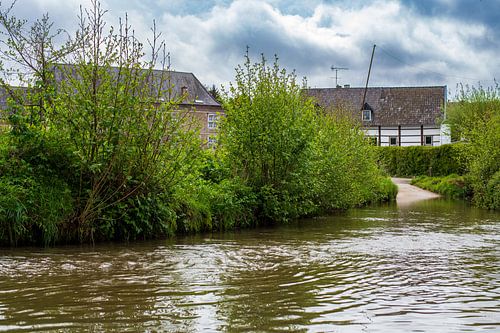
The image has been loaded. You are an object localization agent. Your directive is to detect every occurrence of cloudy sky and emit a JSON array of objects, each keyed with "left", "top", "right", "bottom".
[{"left": 6, "top": 0, "right": 500, "bottom": 97}]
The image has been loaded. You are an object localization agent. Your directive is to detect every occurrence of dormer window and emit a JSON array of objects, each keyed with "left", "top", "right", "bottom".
[
  {"left": 362, "top": 109, "right": 372, "bottom": 121},
  {"left": 181, "top": 86, "right": 188, "bottom": 96}
]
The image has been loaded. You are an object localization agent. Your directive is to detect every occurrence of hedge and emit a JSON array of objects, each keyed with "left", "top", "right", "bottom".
[
  {"left": 411, "top": 174, "right": 471, "bottom": 200},
  {"left": 374, "top": 143, "right": 467, "bottom": 177}
]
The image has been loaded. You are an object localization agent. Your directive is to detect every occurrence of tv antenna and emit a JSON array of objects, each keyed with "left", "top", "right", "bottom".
[{"left": 330, "top": 65, "right": 348, "bottom": 86}]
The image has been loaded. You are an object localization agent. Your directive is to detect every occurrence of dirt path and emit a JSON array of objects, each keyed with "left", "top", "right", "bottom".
[{"left": 391, "top": 177, "right": 441, "bottom": 207}]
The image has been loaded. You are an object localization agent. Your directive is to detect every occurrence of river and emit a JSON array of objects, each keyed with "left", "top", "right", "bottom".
[{"left": 0, "top": 199, "right": 499, "bottom": 332}]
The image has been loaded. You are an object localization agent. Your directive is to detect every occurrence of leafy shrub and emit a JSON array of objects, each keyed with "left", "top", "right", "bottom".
[
  {"left": 375, "top": 144, "right": 466, "bottom": 177},
  {"left": 309, "top": 111, "right": 395, "bottom": 211},
  {"left": 371, "top": 176, "right": 398, "bottom": 203},
  {"left": 96, "top": 192, "right": 178, "bottom": 242},
  {"left": 219, "top": 54, "right": 317, "bottom": 222},
  {"left": 411, "top": 174, "right": 471, "bottom": 200},
  {"left": 0, "top": 178, "right": 29, "bottom": 245},
  {"left": 208, "top": 178, "right": 257, "bottom": 230},
  {"left": 0, "top": 130, "right": 74, "bottom": 245},
  {"left": 448, "top": 84, "right": 500, "bottom": 209}
]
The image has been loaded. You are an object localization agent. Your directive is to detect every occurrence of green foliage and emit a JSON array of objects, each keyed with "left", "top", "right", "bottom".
[
  {"left": 445, "top": 84, "right": 500, "bottom": 209},
  {"left": 207, "top": 84, "right": 223, "bottom": 104},
  {"left": 98, "top": 192, "right": 177, "bottom": 242},
  {"left": 0, "top": 1, "right": 406, "bottom": 245},
  {"left": 0, "top": 177, "right": 29, "bottom": 245},
  {"left": 219, "top": 54, "right": 395, "bottom": 222},
  {"left": 310, "top": 111, "right": 396, "bottom": 210},
  {"left": 411, "top": 174, "right": 471, "bottom": 200},
  {"left": 370, "top": 176, "right": 399, "bottom": 203},
  {"left": 446, "top": 83, "right": 500, "bottom": 142},
  {"left": 375, "top": 144, "right": 466, "bottom": 177},
  {"left": 0, "top": 1, "right": 211, "bottom": 245},
  {"left": 208, "top": 178, "right": 257, "bottom": 230},
  {"left": 0, "top": 131, "right": 73, "bottom": 246},
  {"left": 220, "top": 54, "right": 317, "bottom": 221}
]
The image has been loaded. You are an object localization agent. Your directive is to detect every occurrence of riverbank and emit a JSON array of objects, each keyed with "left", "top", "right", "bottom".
[{"left": 392, "top": 177, "right": 440, "bottom": 207}]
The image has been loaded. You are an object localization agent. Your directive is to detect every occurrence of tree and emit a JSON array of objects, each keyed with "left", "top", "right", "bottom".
[
  {"left": 207, "top": 84, "right": 222, "bottom": 103},
  {"left": 219, "top": 53, "right": 317, "bottom": 221},
  {"left": 0, "top": 0, "right": 204, "bottom": 243},
  {"left": 0, "top": 0, "right": 75, "bottom": 125},
  {"left": 447, "top": 84, "right": 500, "bottom": 209}
]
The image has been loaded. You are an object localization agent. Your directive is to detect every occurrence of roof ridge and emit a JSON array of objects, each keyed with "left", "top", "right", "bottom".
[
  {"left": 51, "top": 62, "right": 195, "bottom": 75},
  {"left": 306, "top": 85, "right": 446, "bottom": 90}
]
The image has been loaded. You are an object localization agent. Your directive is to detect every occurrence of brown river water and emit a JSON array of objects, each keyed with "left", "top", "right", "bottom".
[{"left": 0, "top": 199, "right": 499, "bottom": 332}]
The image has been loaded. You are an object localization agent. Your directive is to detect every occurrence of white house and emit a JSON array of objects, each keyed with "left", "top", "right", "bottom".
[{"left": 306, "top": 86, "right": 450, "bottom": 146}]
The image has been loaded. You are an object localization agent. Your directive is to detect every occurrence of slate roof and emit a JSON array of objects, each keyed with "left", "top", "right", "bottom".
[
  {"left": 51, "top": 64, "right": 220, "bottom": 107},
  {"left": 0, "top": 86, "right": 31, "bottom": 117},
  {"left": 305, "top": 86, "right": 446, "bottom": 126}
]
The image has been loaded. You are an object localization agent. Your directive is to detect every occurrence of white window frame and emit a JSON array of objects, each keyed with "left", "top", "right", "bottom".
[
  {"left": 208, "top": 113, "right": 218, "bottom": 129},
  {"left": 362, "top": 109, "right": 372, "bottom": 121},
  {"left": 207, "top": 136, "right": 217, "bottom": 148}
]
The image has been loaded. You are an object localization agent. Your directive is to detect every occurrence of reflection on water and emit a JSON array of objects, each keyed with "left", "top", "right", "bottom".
[{"left": 0, "top": 201, "right": 499, "bottom": 332}]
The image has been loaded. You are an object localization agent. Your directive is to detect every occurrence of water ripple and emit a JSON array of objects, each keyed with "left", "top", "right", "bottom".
[{"left": 0, "top": 202, "right": 499, "bottom": 332}]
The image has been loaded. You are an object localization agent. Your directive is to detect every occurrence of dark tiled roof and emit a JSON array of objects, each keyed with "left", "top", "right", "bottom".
[
  {"left": 0, "top": 86, "right": 31, "bottom": 115},
  {"left": 305, "top": 86, "right": 446, "bottom": 126},
  {"left": 52, "top": 64, "right": 220, "bottom": 107}
]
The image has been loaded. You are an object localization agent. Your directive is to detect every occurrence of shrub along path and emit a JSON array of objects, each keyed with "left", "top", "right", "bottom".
[{"left": 392, "top": 178, "right": 440, "bottom": 207}]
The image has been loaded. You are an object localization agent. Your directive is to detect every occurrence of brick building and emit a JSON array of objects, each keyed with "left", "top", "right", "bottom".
[{"left": 1, "top": 66, "right": 224, "bottom": 143}]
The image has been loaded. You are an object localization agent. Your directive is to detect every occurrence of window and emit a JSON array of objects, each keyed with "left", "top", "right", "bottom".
[
  {"left": 369, "top": 137, "right": 378, "bottom": 146},
  {"left": 181, "top": 86, "right": 188, "bottom": 96},
  {"left": 362, "top": 109, "right": 372, "bottom": 121},
  {"left": 425, "top": 135, "right": 433, "bottom": 146},
  {"left": 208, "top": 113, "right": 218, "bottom": 129},
  {"left": 389, "top": 136, "right": 398, "bottom": 146},
  {"left": 207, "top": 136, "right": 217, "bottom": 148}
]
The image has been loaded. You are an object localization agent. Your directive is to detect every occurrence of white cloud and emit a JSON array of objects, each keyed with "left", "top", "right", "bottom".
[
  {"left": 4, "top": 0, "right": 499, "bottom": 94},
  {"left": 152, "top": 0, "right": 498, "bottom": 92}
]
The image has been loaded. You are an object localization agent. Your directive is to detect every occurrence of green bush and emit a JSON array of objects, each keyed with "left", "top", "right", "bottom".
[
  {"left": 448, "top": 84, "right": 500, "bottom": 209},
  {"left": 0, "top": 131, "right": 74, "bottom": 246},
  {"left": 219, "top": 54, "right": 317, "bottom": 222},
  {"left": 219, "top": 55, "right": 395, "bottom": 223},
  {"left": 308, "top": 112, "right": 397, "bottom": 211},
  {"left": 96, "top": 192, "right": 177, "bottom": 242},
  {"left": 208, "top": 178, "right": 257, "bottom": 230},
  {"left": 411, "top": 174, "right": 471, "bottom": 200},
  {"left": 371, "top": 176, "right": 398, "bottom": 203},
  {"left": 375, "top": 144, "right": 466, "bottom": 177},
  {"left": 484, "top": 171, "right": 500, "bottom": 210}
]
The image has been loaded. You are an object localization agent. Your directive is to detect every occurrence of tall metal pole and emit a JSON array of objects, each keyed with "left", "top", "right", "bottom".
[{"left": 361, "top": 44, "right": 376, "bottom": 110}]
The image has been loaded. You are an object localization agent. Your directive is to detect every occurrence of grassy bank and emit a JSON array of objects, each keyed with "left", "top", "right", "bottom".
[{"left": 411, "top": 174, "right": 470, "bottom": 200}]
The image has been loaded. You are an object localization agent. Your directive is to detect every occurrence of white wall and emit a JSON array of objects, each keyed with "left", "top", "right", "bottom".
[
  {"left": 364, "top": 126, "right": 447, "bottom": 146},
  {"left": 440, "top": 124, "right": 451, "bottom": 145}
]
